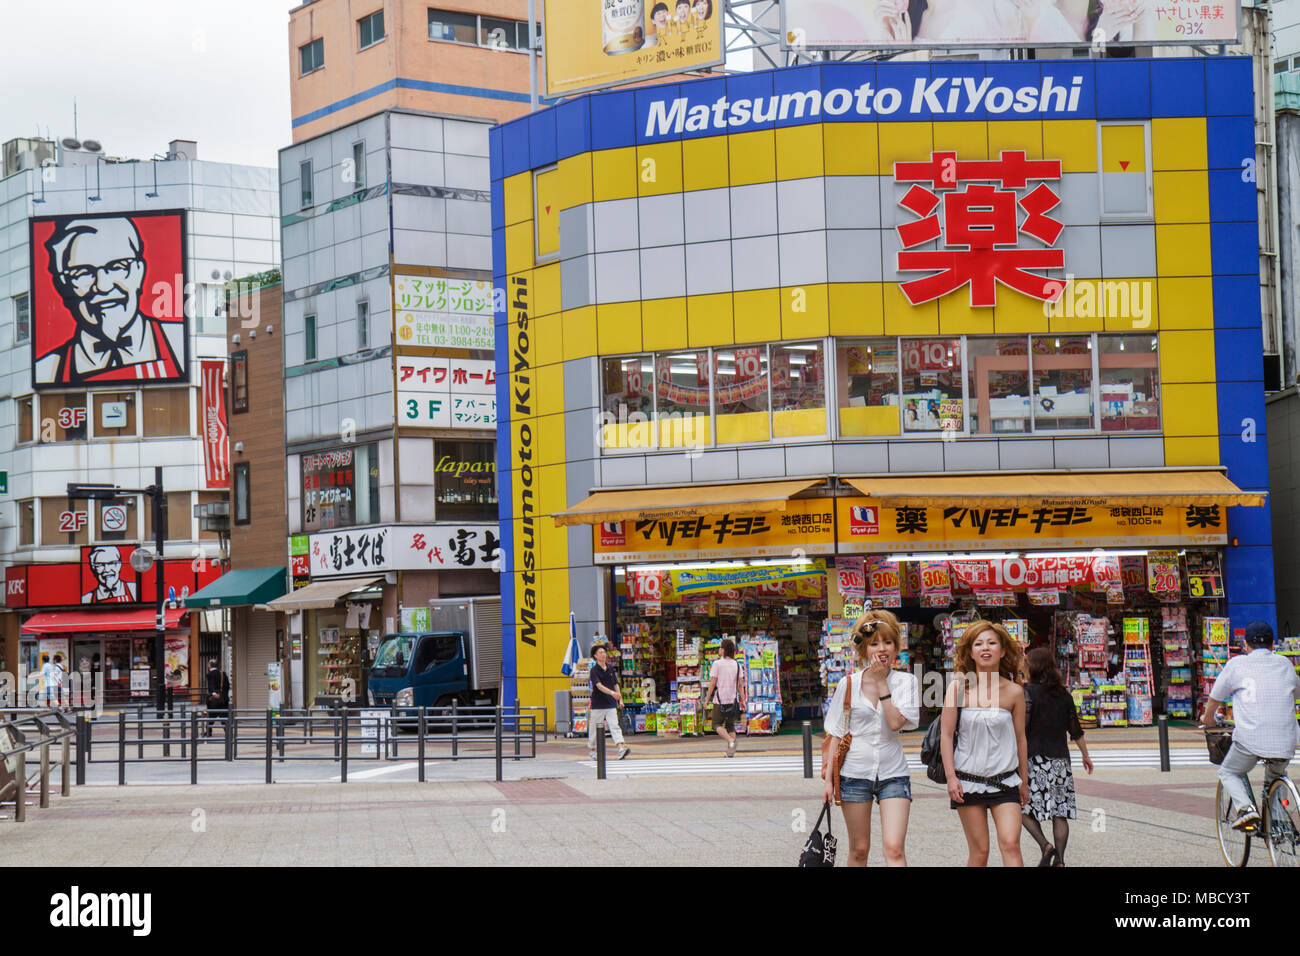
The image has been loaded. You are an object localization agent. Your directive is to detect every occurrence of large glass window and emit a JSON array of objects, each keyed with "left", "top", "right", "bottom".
[
  {"left": 302, "top": 443, "right": 380, "bottom": 532},
  {"left": 771, "top": 342, "right": 827, "bottom": 438},
  {"left": 144, "top": 492, "right": 193, "bottom": 542},
  {"left": 715, "top": 346, "right": 770, "bottom": 444},
  {"left": 601, "top": 356, "right": 653, "bottom": 450},
  {"left": 142, "top": 388, "right": 190, "bottom": 437},
  {"left": 428, "top": 8, "right": 478, "bottom": 43},
  {"left": 42, "top": 497, "right": 89, "bottom": 546},
  {"left": 434, "top": 440, "right": 497, "bottom": 522},
  {"left": 1031, "top": 336, "right": 1094, "bottom": 431},
  {"left": 967, "top": 338, "right": 1030, "bottom": 434},
  {"left": 1099, "top": 334, "right": 1160, "bottom": 431},
  {"left": 93, "top": 392, "right": 136, "bottom": 436},
  {"left": 655, "top": 351, "right": 710, "bottom": 448},
  {"left": 39, "top": 392, "right": 88, "bottom": 442},
  {"left": 901, "top": 338, "right": 963, "bottom": 433},
  {"left": 836, "top": 339, "right": 900, "bottom": 437}
]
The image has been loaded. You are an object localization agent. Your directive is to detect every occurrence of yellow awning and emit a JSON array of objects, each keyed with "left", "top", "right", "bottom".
[
  {"left": 844, "top": 471, "right": 1265, "bottom": 508},
  {"left": 554, "top": 479, "right": 824, "bottom": 527}
]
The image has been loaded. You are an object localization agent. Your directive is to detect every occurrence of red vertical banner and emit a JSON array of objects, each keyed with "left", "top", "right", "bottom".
[{"left": 201, "top": 360, "right": 230, "bottom": 489}]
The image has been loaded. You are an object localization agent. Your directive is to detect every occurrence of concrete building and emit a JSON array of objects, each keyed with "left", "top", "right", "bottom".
[{"left": 0, "top": 136, "right": 279, "bottom": 703}]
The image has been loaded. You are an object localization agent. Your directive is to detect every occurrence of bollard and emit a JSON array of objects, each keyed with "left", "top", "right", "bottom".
[
  {"left": 265, "top": 711, "right": 273, "bottom": 784},
  {"left": 451, "top": 700, "right": 458, "bottom": 761},
  {"left": 333, "top": 704, "right": 341, "bottom": 759},
  {"left": 75, "top": 717, "right": 87, "bottom": 787},
  {"left": 1158, "top": 714, "right": 1171, "bottom": 773},
  {"left": 190, "top": 711, "right": 199, "bottom": 785},
  {"left": 596, "top": 725, "right": 607, "bottom": 781},
  {"left": 513, "top": 697, "right": 521, "bottom": 761},
  {"left": 340, "top": 709, "right": 349, "bottom": 783},
  {"left": 225, "top": 708, "right": 234, "bottom": 762},
  {"left": 39, "top": 742, "right": 50, "bottom": 808},
  {"left": 418, "top": 707, "right": 426, "bottom": 783},
  {"left": 494, "top": 704, "right": 503, "bottom": 783},
  {"left": 136, "top": 706, "right": 144, "bottom": 760},
  {"left": 118, "top": 710, "right": 127, "bottom": 786},
  {"left": 277, "top": 716, "right": 286, "bottom": 762},
  {"left": 14, "top": 752, "right": 25, "bottom": 822},
  {"left": 802, "top": 721, "right": 813, "bottom": 779},
  {"left": 61, "top": 732, "right": 70, "bottom": 797},
  {"left": 163, "top": 718, "right": 171, "bottom": 759}
]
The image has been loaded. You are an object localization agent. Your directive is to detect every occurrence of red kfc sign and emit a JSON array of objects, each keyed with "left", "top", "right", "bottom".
[{"left": 894, "top": 151, "right": 1065, "bottom": 307}]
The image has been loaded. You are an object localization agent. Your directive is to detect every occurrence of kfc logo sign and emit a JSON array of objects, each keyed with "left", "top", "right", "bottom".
[
  {"left": 8, "top": 579, "right": 24, "bottom": 596},
  {"left": 849, "top": 506, "right": 879, "bottom": 536},
  {"left": 600, "top": 522, "right": 626, "bottom": 547},
  {"left": 894, "top": 151, "right": 1065, "bottom": 308}
]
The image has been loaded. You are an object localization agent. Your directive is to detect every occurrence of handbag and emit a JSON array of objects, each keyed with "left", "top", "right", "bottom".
[
  {"left": 920, "top": 685, "right": 962, "bottom": 784},
  {"left": 819, "top": 673, "right": 854, "bottom": 803},
  {"left": 798, "top": 800, "right": 838, "bottom": 867}
]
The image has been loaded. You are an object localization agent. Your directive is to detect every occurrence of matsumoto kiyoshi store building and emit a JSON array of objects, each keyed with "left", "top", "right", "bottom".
[{"left": 491, "top": 57, "right": 1274, "bottom": 735}]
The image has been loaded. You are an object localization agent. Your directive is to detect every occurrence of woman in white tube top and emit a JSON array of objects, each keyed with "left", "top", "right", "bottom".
[{"left": 939, "top": 620, "right": 1030, "bottom": 867}]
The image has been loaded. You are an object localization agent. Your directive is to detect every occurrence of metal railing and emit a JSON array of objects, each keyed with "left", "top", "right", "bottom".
[
  {"left": 0, "top": 709, "right": 77, "bottom": 822},
  {"left": 75, "top": 704, "right": 542, "bottom": 785}
]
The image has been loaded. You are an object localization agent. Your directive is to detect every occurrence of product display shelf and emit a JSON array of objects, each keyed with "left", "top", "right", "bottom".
[
  {"left": 569, "top": 658, "right": 592, "bottom": 736},
  {"left": 673, "top": 631, "right": 702, "bottom": 736},
  {"left": 740, "top": 634, "right": 781, "bottom": 734},
  {"left": 1122, "top": 617, "right": 1154, "bottom": 727},
  {"left": 1200, "top": 617, "right": 1230, "bottom": 720},
  {"left": 1160, "top": 606, "right": 1194, "bottom": 719}
]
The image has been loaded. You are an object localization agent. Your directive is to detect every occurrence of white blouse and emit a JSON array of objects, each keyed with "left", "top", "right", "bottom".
[
  {"left": 953, "top": 707, "right": 1021, "bottom": 793},
  {"left": 824, "top": 669, "right": 920, "bottom": 781}
]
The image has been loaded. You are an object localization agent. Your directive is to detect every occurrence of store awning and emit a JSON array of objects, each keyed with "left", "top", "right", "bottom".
[
  {"left": 21, "top": 608, "right": 188, "bottom": 635},
  {"left": 183, "top": 567, "right": 287, "bottom": 609},
  {"left": 844, "top": 470, "right": 1266, "bottom": 508},
  {"left": 554, "top": 479, "right": 824, "bottom": 527},
  {"left": 264, "top": 576, "right": 384, "bottom": 612}
]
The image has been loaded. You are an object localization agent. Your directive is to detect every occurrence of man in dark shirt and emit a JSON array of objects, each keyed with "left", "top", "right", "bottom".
[
  {"left": 588, "top": 644, "right": 630, "bottom": 760},
  {"left": 205, "top": 659, "right": 231, "bottom": 737}
]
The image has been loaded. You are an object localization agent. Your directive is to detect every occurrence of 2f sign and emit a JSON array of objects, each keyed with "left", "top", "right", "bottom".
[{"left": 59, "top": 510, "right": 88, "bottom": 533}]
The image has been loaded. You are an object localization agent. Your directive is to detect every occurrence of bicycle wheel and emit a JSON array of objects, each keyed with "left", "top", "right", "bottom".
[
  {"left": 1263, "top": 777, "right": 1300, "bottom": 867},
  {"left": 1216, "top": 780, "right": 1251, "bottom": 867}
]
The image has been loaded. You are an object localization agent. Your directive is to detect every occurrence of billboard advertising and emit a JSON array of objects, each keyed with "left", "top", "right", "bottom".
[
  {"left": 780, "top": 0, "right": 1239, "bottom": 50},
  {"left": 544, "top": 0, "right": 723, "bottom": 97},
  {"left": 29, "top": 210, "right": 189, "bottom": 390}
]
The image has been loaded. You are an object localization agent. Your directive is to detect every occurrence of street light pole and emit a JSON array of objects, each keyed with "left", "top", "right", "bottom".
[{"left": 152, "top": 465, "right": 166, "bottom": 712}]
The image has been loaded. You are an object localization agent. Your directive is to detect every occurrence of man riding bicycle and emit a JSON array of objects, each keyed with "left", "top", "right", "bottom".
[{"left": 1199, "top": 621, "right": 1300, "bottom": 831}]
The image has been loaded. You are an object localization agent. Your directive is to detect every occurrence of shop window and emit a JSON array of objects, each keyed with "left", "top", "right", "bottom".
[
  {"left": 18, "top": 498, "right": 35, "bottom": 546},
  {"left": 771, "top": 342, "right": 826, "bottom": 438},
  {"left": 144, "top": 491, "right": 194, "bottom": 542},
  {"left": 714, "top": 346, "right": 770, "bottom": 445},
  {"left": 38, "top": 392, "right": 88, "bottom": 442},
  {"left": 655, "top": 351, "right": 710, "bottom": 448},
  {"left": 142, "top": 387, "right": 190, "bottom": 437},
  {"left": 434, "top": 439, "right": 497, "bottom": 522},
  {"left": 16, "top": 396, "right": 33, "bottom": 443},
  {"left": 1099, "top": 334, "right": 1160, "bottom": 431},
  {"left": 1032, "top": 335, "right": 1095, "bottom": 431},
  {"left": 233, "top": 464, "right": 250, "bottom": 525},
  {"left": 41, "top": 497, "right": 90, "bottom": 546},
  {"left": 1098, "top": 122, "right": 1152, "bottom": 220},
  {"left": 601, "top": 356, "right": 654, "bottom": 449},
  {"left": 231, "top": 350, "right": 249, "bottom": 413},
  {"left": 900, "top": 338, "right": 963, "bottom": 433},
  {"left": 412, "top": 635, "right": 461, "bottom": 675},
  {"left": 93, "top": 392, "right": 136, "bottom": 437},
  {"left": 836, "top": 338, "right": 900, "bottom": 437},
  {"left": 967, "top": 338, "right": 1031, "bottom": 435},
  {"left": 302, "top": 442, "right": 379, "bottom": 532}
]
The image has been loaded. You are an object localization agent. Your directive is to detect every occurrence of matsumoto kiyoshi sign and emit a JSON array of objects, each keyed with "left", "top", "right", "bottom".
[{"left": 642, "top": 70, "right": 1087, "bottom": 140}]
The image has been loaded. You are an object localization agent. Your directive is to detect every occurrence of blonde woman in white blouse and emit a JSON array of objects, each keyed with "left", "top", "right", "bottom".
[{"left": 821, "top": 609, "right": 921, "bottom": 866}]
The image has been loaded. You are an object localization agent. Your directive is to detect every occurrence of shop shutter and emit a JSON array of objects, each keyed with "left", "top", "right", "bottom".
[{"left": 242, "top": 609, "right": 277, "bottom": 711}]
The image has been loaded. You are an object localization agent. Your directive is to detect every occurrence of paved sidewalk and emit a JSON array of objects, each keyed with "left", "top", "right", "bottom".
[{"left": 0, "top": 765, "right": 1258, "bottom": 866}]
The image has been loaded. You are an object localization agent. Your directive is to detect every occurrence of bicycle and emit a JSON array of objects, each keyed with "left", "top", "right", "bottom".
[{"left": 1206, "top": 726, "right": 1300, "bottom": 867}]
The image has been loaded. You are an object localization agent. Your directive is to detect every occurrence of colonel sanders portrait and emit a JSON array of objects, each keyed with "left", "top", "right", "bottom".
[
  {"left": 82, "top": 546, "right": 138, "bottom": 604},
  {"left": 34, "top": 216, "right": 186, "bottom": 387}
]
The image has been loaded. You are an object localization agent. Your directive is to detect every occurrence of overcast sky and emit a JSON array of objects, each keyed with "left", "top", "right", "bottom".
[{"left": 0, "top": 0, "right": 291, "bottom": 170}]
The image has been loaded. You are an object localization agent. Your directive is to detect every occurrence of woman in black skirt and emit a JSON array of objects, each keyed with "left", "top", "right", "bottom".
[{"left": 1021, "top": 648, "right": 1094, "bottom": 866}]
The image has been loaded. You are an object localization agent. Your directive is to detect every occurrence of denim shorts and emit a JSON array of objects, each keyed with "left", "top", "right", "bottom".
[{"left": 839, "top": 774, "right": 912, "bottom": 803}]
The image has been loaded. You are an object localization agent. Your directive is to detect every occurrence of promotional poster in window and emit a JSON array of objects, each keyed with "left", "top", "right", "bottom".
[{"left": 29, "top": 210, "right": 189, "bottom": 390}]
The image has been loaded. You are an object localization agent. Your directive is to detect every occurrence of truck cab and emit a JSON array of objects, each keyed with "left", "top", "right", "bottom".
[{"left": 368, "top": 631, "right": 469, "bottom": 709}]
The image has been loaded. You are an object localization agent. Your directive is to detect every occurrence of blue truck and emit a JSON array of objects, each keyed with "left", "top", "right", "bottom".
[{"left": 367, "top": 596, "right": 501, "bottom": 711}]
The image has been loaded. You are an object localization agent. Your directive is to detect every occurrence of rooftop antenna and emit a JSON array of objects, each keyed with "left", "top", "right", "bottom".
[{"left": 73, "top": 97, "right": 78, "bottom": 140}]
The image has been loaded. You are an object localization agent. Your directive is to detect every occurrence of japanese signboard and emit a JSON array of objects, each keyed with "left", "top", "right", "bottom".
[
  {"left": 30, "top": 210, "right": 189, "bottom": 390},
  {"left": 779, "top": 0, "right": 1239, "bottom": 50},
  {"left": 920, "top": 560, "right": 952, "bottom": 607},
  {"left": 1147, "top": 549, "right": 1181, "bottom": 599},
  {"left": 835, "top": 556, "right": 865, "bottom": 600},
  {"left": 393, "top": 275, "right": 493, "bottom": 350},
  {"left": 307, "top": 525, "right": 501, "bottom": 577},
  {"left": 302, "top": 448, "right": 358, "bottom": 532},
  {"left": 200, "top": 359, "right": 229, "bottom": 489},
  {"left": 669, "top": 559, "right": 827, "bottom": 596},
  {"left": 543, "top": 0, "right": 724, "bottom": 98},
  {"left": 592, "top": 498, "right": 835, "bottom": 563},
  {"left": 397, "top": 356, "right": 498, "bottom": 429},
  {"left": 835, "top": 499, "right": 1227, "bottom": 552},
  {"left": 867, "top": 557, "right": 902, "bottom": 607},
  {"left": 1186, "top": 550, "right": 1224, "bottom": 598}
]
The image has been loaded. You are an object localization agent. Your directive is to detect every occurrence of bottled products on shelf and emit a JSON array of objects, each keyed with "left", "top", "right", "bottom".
[
  {"left": 569, "top": 657, "right": 592, "bottom": 735},
  {"left": 819, "top": 618, "right": 854, "bottom": 716},
  {"left": 673, "top": 630, "right": 702, "bottom": 735},
  {"left": 1095, "top": 682, "right": 1128, "bottom": 727},
  {"left": 741, "top": 635, "right": 781, "bottom": 734},
  {"left": 1160, "top": 605, "right": 1194, "bottom": 718},
  {"left": 1122, "top": 617, "right": 1154, "bottom": 727},
  {"left": 1201, "top": 617, "right": 1230, "bottom": 716}
]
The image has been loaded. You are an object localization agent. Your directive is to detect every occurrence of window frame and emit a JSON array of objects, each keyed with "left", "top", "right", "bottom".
[
  {"left": 231, "top": 350, "right": 249, "bottom": 414},
  {"left": 1096, "top": 120, "right": 1154, "bottom": 223},
  {"left": 358, "top": 9, "right": 386, "bottom": 50},
  {"left": 300, "top": 160, "right": 314, "bottom": 209},
  {"left": 299, "top": 37, "right": 325, "bottom": 76},
  {"left": 233, "top": 462, "right": 251, "bottom": 526},
  {"left": 16, "top": 395, "right": 34, "bottom": 444},
  {"left": 356, "top": 300, "right": 369, "bottom": 350},
  {"left": 18, "top": 498, "right": 35, "bottom": 546},
  {"left": 304, "top": 314, "right": 317, "bottom": 362},
  {"left": 14, "top": 292, "right": 30, "bottom": 344},
  {"left": 351, "top": 140, "right": 366, "bottom": 192},
  {"left": 427, "top": 7, "right": 530, "bottom": 52}
]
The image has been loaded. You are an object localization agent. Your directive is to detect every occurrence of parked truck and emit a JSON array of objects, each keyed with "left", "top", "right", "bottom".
[{"left": 366, "top": 596, "right": 501, "bottom": 711}]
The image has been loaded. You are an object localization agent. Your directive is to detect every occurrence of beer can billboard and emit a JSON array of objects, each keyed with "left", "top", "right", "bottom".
[
  {"left": 779, "top": 0, "right": 1240, "bottom": 50},
  {"left": 544, "top": 0, "right": 723, "bottom": 97}
]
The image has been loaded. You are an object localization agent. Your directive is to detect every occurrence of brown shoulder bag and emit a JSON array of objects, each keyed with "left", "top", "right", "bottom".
[{"left": 820, "top": 673, "right": 854, "bottom": 804}]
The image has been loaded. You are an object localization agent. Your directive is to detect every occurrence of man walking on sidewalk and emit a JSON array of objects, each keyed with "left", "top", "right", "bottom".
[{"left": 588, "top": 643, "right": 630, "bottom": 761}]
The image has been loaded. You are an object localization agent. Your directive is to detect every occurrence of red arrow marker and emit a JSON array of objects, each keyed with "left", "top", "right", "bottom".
[
  {"left": 545, "top": 205, "right": 552, "bottom": 213},
  {"left": 1119, "top": 160, "right": 1130, "bottom": 171}
]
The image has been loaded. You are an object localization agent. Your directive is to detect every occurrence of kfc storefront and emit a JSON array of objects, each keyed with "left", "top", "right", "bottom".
[
  {"left": 493, "top": 56, "right": 1275, "bottom": 727},
  {"left": 7, "top": 545, "right": 219, "bottom": 705}
]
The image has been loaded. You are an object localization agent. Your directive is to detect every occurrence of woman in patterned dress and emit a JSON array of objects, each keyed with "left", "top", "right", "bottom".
[{"left": 1021, "top": 647, "right": 1094, "bottom": 866}]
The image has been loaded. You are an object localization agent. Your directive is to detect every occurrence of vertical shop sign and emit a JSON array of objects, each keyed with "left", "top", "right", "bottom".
[
  {"left": 200, "top": 360, "right": 229, "bottom": 489},
  {"left": 512, "top": 275, "right": 537, "bottom": 647},
  {"left": 836, "top": 557, "right": 865, "bottom": 600},
  {"left": 867, "top": 557, "right": 902, "bottom": 608},
  {"left": 1146, "top": 549, "right": 1180, "bottom": 600},
  {"left": 1185, "top": 551, "right": 1224, "bottom": 598},
  {"left": 397, "top": 356, "right": 498, "bottom": 428},
  {"left": 919, "top": 560, "right": 952, "bottom": 607}
]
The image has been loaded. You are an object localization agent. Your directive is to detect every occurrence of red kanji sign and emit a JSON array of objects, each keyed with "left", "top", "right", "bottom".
[{"left": 894, "top": 150, "right": 1066, "bottom": 308}]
